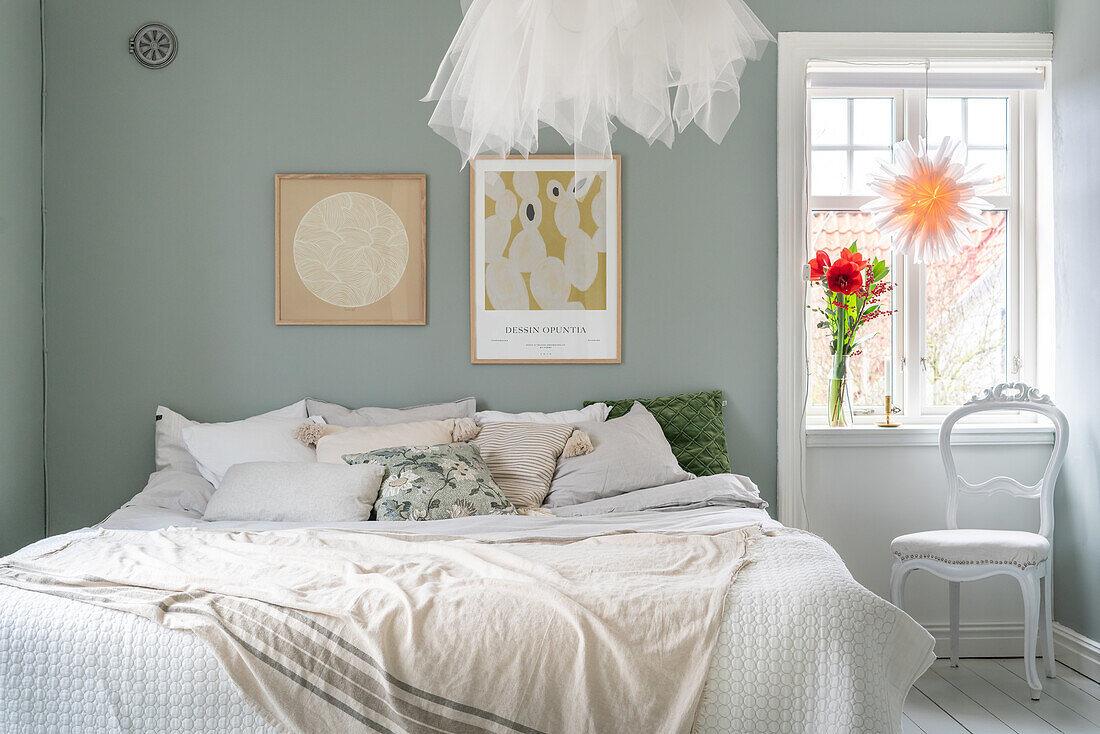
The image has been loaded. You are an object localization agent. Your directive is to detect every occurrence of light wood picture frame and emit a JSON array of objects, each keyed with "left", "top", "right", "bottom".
[
  {"left": 470, "top": 155, "right": 621, "bottom": 363},
  {"left": 276, "top": 174, "right": 426, "bottom": 325}
]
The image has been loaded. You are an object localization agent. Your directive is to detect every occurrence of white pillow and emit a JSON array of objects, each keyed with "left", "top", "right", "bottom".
[
  {"left": 475, "top": 403, "right": 610, "bottom": 425},
  {"left": 155, "top": 400, "right": 307, "bottom": 474},
  {"left": 315, "top": 419, "right": 462, "bottom": 464},
  {"left": 182, "top": 414, "right": 322, "bottom": 488},
  {"left": 307, "top": 397, "right": 476, "bottom": 427},
  {"left": 202, "top": 462, "right": 386, "bottom": 522},
  {"left": 125, "top": 469, "right": 221, "bottom": 516},
  {"left": 544, "top": 402, "right": 694, "bottom": 508}
]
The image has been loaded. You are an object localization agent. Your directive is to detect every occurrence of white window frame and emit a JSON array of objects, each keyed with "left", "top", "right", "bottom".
[{"left": 776, "top": 32, "right": 1054, "bottom": 529}]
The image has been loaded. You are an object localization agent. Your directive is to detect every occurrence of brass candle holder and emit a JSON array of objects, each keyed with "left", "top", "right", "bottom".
[{"left": 878, "top": 395, "right": 900, "bottom": 428}]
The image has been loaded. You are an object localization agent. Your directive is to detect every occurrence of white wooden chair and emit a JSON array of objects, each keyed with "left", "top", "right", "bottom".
[{"left": 889, "top": 382, "right": 1068, "bottom": 700}]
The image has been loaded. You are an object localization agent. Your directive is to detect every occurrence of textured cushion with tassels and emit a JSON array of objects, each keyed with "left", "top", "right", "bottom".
[{"left": 302, "top": 418, "right": 482, "bottom": 464}]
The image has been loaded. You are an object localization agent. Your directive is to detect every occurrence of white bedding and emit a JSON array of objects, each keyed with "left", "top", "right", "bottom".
[{"left": 0, "top": 497, "right": 933, "bottom": 733}]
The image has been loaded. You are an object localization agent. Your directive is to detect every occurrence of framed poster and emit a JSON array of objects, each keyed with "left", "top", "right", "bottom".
[
  {"left": 470, "top": 155, "right": 621, "bottom": 363},
  {"left": 276, "top": 174, "right": 426, "bottom": 325}
]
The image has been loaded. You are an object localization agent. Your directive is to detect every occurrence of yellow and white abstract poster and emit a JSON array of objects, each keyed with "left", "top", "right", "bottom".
[{"left": 471, "top": 156, "right": 620, "bottom": 363}]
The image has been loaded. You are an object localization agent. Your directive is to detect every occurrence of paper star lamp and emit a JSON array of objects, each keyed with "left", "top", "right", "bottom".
[{"left": 863, "top": 137, "right": 991, "bottom": 263}]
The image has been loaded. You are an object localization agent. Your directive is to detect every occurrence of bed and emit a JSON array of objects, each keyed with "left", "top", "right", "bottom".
[{"left": 0, "top": 472, "right": 933, "bottom": 734}]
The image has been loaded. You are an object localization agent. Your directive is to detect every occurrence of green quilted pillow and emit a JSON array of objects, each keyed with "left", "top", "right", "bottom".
[
  {"left": 344, "top": 443, "right": 517, "bottom": 521},
  {"left": 584, "top": 391, "right": 730, "bottom": 477}
]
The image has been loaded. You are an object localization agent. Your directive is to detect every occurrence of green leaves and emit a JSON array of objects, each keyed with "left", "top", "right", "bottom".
[{"left": 871, "top": 257, "right": 889, "bottom": 283}]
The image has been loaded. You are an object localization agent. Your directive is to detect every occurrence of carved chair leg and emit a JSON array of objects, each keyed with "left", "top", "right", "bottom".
[
  {"left": 1040, "top": 573, "right": 1056, "bottom": 679},
  {"left": 890, "top": 563, "right": 909, "bottom": 611},
  {"left": 1019, "top": 572, "right": 1043, "bottom": 700},
  {"left": 949, "top": 581, "right": 961, "bottom": 668}
]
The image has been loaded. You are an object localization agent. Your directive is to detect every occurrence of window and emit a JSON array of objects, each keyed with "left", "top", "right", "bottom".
[
  {"left": 775, "top": 33, "right": 1054, "bottom": 529},
  {"left": 804, "top": 81, "right": 1045, "bottom": 424}
]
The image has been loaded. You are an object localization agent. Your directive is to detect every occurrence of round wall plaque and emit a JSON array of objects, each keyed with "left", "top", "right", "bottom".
[{"left": 129, "top": 23, "right": 177, "bottom": 69}]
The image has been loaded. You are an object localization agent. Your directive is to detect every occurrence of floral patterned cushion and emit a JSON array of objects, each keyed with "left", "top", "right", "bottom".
[{"left": 343, "top": 443, "right": 517, "bottom": 521}]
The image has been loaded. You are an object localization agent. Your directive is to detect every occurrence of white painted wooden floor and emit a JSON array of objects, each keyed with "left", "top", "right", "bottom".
[{"left": 904, "top": 659, "right": 1100, "bottom": 733}]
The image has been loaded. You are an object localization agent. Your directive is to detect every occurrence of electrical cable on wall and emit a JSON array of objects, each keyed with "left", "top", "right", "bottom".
[{"left": 38, "top": 0, "right": 48, "bottom": 538}]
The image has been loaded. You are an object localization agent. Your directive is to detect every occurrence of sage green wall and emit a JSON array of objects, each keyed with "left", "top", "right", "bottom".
[
  {"left": 41, "top": 0, "right": 1050, "bottom": 534},
  {"left": 1052, "top": 0, "right": 1100, "bottom": 642},
  {"left": 0, "top": 0, "right": 44, "bottom": 555}
]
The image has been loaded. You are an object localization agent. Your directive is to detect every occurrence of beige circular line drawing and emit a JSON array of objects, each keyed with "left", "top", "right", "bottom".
[{"left": 293, "top": 192, "right": 409, "bottom": 308}]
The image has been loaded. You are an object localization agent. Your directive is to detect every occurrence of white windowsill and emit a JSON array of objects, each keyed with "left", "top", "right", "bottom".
[{"left": 805, "top": 423, "right": 1055, "bottom": 447}]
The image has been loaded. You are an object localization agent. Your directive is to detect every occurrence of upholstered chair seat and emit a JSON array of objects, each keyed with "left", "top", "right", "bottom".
[
  {"left": 889, "top": 383, "right": 1068, "bottom": 701},
  {"left": 892, "top": 529, "right": 1049, "bottom": 570}
]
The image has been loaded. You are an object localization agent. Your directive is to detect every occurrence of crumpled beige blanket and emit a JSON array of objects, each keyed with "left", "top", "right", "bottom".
[{"left": 0, "top": 523, "right": 762, "bottom": 734}]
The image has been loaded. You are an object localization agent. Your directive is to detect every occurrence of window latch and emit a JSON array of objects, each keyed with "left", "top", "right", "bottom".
[{"left": 1012, "top": 354, "right": 1022, "bottom": 375}]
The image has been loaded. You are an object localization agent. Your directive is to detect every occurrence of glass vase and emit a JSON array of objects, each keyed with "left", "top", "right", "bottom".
[{"left": 827, "top": 353, "right": 854, "bottom": 428}]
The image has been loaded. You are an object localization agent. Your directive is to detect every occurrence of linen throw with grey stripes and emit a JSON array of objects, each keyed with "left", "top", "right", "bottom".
[{"left": 0, "top": 523, "right": 761, "bottom": 734}]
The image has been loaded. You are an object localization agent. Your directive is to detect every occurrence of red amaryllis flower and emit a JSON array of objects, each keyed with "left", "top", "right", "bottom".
[
  {"left": 826, "top": 260, "right": 864, "bottom": 295},
  {"left": 838, "top": 248, "right": 868, "bottom": 270},
  {"left": 808, "top": 250, "right": 831, "bottom": 280}
]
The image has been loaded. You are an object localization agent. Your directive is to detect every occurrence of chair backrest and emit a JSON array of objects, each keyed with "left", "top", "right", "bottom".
[{"left": 939, "top": 382, "right": 1068, "bottom": 538}]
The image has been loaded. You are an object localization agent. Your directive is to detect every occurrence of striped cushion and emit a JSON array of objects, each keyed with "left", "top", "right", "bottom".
[{"left": 472, "top": 422, "right": 575, "bottom": 508}]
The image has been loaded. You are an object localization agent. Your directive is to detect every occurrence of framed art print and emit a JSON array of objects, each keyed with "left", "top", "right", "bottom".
[
  {"left": 470, "top": 155, "right": 621, "bottom": 363},
  {"left": 276, "top": 174, "right": 426, "bottom": 325}
]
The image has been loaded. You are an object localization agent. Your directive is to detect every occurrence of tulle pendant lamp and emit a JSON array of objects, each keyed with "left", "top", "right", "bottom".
[
  {"left": 423, "top": 0, "right": 774, "bottom": 166},
  {"left": 863, "top": 137, "right": 992, "bottom": 263}
]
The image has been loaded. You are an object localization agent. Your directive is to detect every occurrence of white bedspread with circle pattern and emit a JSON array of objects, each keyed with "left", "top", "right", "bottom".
[{"left": 0, "top": 508, "right": 932, "bottom": 733}]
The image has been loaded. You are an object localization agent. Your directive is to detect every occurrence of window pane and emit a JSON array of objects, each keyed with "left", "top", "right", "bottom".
[
  {"left": 927, "top": 97, "right": 963, "bottom": 144},
  {"left": 967, "top": 98, "right": 1008, "bottom": 147},
  {"left": 811, "top": 150, "right": 849, "bottom": 196},
  {"left": 924, "top": 211, "right": 1008, "bottom": 407},
  {"left": 852, "top": 149, "right": 892, "bottom": 195},
  {"left": 811, "top": 98, "right": 848, "bottom": 145},
  {"left": 968, "top": 148, "right": 1009, "bottom": 196},
  {"left": 809, "top": 211, "right": 895, "bottom": 410},
  {"left": 852, "top": 98, "right": 894, "bottom": 147}
]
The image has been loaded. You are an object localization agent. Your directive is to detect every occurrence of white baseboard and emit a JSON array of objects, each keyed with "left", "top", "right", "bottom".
[
  {"left": 925, "top": 622, "right": 1030, "bottom": 659},
  {"left": 922, "top": 621, "right": 1100, "bottom": 680},
  {"left": 1054, "top": 622, "right": 1100, "bottom": 681}
]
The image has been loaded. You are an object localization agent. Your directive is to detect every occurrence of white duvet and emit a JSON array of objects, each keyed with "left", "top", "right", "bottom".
[{"left": 0, "top": 476, "right": 933, "bottom": 733}]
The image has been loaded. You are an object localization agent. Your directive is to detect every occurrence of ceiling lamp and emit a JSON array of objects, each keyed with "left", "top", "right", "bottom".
[
  {"left": 863, "top": 136, "right": 991, "bottom": 263},
  {"left": 423, "top": 0, "right": 774, "bottom": 166}
]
